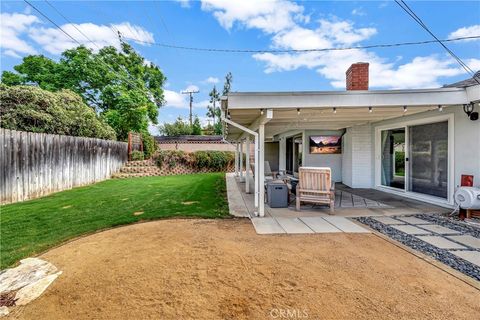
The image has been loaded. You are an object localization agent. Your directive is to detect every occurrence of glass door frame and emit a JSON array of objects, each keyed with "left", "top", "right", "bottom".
[
  {"left": 379, "top": 126, "right": 408, "bottom": 192},
  {"left": 374, "top": 113, "right": 455, "bottom": 206}
]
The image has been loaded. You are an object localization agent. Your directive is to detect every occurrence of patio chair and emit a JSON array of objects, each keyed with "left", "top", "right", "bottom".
[
  {"left": 296, "top": 167, "right": 335, "bottom": 214},
  {"left": 250, "top": 161, "right": 277, "bottom": 181}
]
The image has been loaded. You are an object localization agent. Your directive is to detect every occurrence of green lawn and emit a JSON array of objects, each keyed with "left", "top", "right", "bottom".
[{"left": 0, "top": 173, "right": 229, "bottom": 269}]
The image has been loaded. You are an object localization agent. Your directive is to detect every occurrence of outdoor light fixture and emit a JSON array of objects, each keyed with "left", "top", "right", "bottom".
[
  {"left": 463, "top": 103, "right": 479, "bottom": 121},
  {"left": 333, "top": 107, "right": 337, "bottom": 114},
  {"left": 260, "top": 109, "right": 264, "bottom": 115},
  {"left": 369, "top": 106, "right": 373, "bottom": 113},
  {"left": 438, "top": 105, "right": 443, "bottom": 112},
  {"left": 403, "top": 105, "right": 408, "bottom": 113},
  {"left": 297, "top": 108, "right": 300, "bottom": 115}
]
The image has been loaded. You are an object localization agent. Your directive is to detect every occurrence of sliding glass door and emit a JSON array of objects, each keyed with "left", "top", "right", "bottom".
[
  {"left": 379, "top": 120, "right": 448, "bottom": 199},
  {"left": 408, "top": 121, "right": 448, "bottom": 198},
  {"left": 381, "top": 128, "right": 406, "bottom": 190}
]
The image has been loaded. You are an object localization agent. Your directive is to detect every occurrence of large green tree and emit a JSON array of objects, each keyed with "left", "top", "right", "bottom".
[{"left": 1, "top": 42, "right": 166, "bottom": 140}]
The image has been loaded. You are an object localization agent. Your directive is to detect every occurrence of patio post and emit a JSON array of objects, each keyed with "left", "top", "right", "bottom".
[
  {"left": 258, "top": 124, "right": 265, "bottom": 217},
  {"left": 245, "top": 137, "right": 250, "bottom": 193},
  {"left": 254, "top": 135, "right": 259, "bottom": 214},
  {"left": 235, "top": 141, "right": 239, "bottom": 177},
  {"left": 239, "top": 140, "right": 244, "bottom": 181}
]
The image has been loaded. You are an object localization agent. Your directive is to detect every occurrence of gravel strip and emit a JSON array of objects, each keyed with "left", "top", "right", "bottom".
[
  {"left": 355, "top": 216, "right": 480, "bottom": 282},
  {"left": 412, "top": 213, "right": 480, "bottom": 238}
]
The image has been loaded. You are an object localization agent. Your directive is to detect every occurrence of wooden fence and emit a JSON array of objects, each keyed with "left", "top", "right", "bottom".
[{"left": 1, "top": 129, "right": 128, "bottom": 205}]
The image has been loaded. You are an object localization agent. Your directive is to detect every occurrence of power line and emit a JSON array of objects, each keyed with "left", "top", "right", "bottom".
[
  {"left": 24, "top": 0, "right": 141, "bottom": 91},
  {"left": 395, "top": 0, "right": 479, "bottom": 84},
  {"left": 44, "top": 0, "right": 102, "bottom": 51},
  {"left": 120, "top": 35, "right": 480, "bottom": 54}
]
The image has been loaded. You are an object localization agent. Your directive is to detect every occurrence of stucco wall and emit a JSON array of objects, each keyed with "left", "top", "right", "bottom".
[
  {"left": 303, "top": 130, "right": 344, "bottom": 182},
  {"left": 158, "top": 143, "right": 235, "bottom": 152}
]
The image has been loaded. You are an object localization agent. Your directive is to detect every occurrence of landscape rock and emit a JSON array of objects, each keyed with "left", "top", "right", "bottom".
[
  {"left": 15, "top": 272, "right": 61, "bottom": 306},
  {"left": 0, "top": 258, "right": 58, "bottom": 293}
]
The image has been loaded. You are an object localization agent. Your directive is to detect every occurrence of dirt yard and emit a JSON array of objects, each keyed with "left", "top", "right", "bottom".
[{"left": 9, "top": 219, "right": 480, "bottom": 320}]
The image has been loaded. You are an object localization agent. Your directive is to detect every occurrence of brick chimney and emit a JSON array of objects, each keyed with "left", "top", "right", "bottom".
[{"left": 346, "top": 62, "right": 369, "bottom": 90}]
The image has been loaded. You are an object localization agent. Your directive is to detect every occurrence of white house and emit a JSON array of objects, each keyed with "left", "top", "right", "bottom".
[{"left": 221, "top": 63, "right": 480, "bottom": 216}]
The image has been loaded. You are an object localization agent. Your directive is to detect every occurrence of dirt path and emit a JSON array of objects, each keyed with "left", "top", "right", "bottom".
[{"left": 10, "top": 219, "right": 480, "bottom": 320}]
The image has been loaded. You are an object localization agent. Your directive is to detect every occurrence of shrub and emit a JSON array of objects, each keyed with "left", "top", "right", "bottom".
[
  {"left": 0, "top": 84, "right": 116, "bottom": 140},
  {"left": 154, "top": 150, "right": 235, "bottom": 171},
  {"left": 142, "top": 132, "right": 157, "bottom": 159},
  {"left": 130, "top": 150, "right": 144, "bottom": 161}
]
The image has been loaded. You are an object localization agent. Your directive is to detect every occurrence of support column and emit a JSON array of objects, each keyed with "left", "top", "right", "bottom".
[
  {"left": 245, "top": 137, "right": 250, "bottom": 193},
  {"left": 254, "top": 135, "right": 259, "bottom": 214},
  {"left": 239, "top": 140, "right": 244, "bottom": 181},
  {"left": 235, "top": 141, "right": 239, "bottom": 177},
  {"left": 258, "top": 124, "right": 265, "bottom": 217}
]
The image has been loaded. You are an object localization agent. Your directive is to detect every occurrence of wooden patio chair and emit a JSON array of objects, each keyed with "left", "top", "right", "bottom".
[{"left": 296, "top": 167, "right": 335, "bottom": 214}]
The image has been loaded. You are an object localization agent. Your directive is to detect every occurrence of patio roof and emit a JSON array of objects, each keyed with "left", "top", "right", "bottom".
[{"left": 222, "top": 85, "right": 479, "bottom": 139}]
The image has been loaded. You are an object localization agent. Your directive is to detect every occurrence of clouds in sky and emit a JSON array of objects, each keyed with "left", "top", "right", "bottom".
[
  {"left": 200, "top": 0, "right": 479, "bottom": 89},
  {"left": 1, "top": 12, "right": 154, "bottom": 57},
  {"left": 448, "top": 24, "right": 480, "bottom": 41}
]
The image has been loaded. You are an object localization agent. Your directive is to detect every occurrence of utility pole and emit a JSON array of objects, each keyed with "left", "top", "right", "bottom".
[{"left": 181, "top": 89, "right": 199, "bottom": 126}]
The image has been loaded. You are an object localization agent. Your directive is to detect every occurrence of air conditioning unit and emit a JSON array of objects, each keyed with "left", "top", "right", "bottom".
[{"left": 454, "top": 187, "right": 480, "bottom": 209}]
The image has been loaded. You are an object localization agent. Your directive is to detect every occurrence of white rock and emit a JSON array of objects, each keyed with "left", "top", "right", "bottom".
[
  {"left": 14, "top": 271, "right": 62, "bottom": 306},
  {"left": 0, "top": 258, "right": 58, "bottom": 293},
  {"left": 0, "top": 306, "right": 9, "bottom": 317}
]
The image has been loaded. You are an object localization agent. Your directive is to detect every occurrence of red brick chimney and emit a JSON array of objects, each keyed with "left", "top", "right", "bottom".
[{"left": 346, "top": 62, "right": 369, "bottom": 90}]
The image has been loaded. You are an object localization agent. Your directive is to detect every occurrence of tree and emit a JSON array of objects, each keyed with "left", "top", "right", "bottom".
[
  {"left": 207, "top": 85, "right": 221, "bottom": 135},
  {"left": 0, "top": 84, "right": 116, "bottom": 140},
  {"left": 1, "top": 42, "right": 166, "bottom": 140},
  {"left": 158, "top": 117, "right": 192, "bottom": 136},
  {"left": 192, "top": 116, "right": 202, "bottom": 135},
  {"left": 222, "top": 72, "right": 233, "bottom": 96}
]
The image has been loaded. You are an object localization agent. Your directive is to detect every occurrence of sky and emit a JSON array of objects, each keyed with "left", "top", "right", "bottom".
[{"left": 1, "top": 0, "right": 479, "bottom": 135}]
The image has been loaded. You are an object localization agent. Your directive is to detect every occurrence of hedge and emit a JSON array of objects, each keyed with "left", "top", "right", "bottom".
[{"left": 155, "top": 150, "right": 235, "bottom": 171}]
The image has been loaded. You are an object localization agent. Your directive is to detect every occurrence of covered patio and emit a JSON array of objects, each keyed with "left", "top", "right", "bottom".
[{"left": 221, "top": 63, "right": 479, "bottom": 222}]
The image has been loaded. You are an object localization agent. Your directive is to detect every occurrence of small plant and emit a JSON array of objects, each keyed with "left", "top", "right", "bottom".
[{"left": 130, "top": 150, "right": 144, "bottom": 161}]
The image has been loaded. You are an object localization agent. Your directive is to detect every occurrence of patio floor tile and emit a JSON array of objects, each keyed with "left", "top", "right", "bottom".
[
  {"left": 447, "top": 235, "right": 480, "bottom": 249},
  {"left": 251, "top": 218, "right": 286, "bottom": 234},
  {"left": 275, "top": 218, "right": 314, "bottom": 234},
  {"left": 299, "top": 217, "right": 342, "bottom": 233},
  {"left": 419, "top": 224, "right": 461, "bottom": 235},
  {"left": 416, "top": 236, "right": 466, "bottom": 249},
  {"left": 450, "top": 250, "right": 480, "bottom": 267},
  {"left": 372, "top": 217, "right": 405, "bottom": 225},
  {"left": 396, "top": 216, "right": 431, "bottom": 225},
  {"left": 391, "top": 225, "right": 432, "bottom": 235},
  {"left": 322, "top": 216, "right": 370, "bottom": 233}
]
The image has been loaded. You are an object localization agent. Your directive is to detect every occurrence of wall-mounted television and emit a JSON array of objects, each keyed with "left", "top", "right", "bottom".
[{"left": 309, "top": 135, "right": 342, "bottom": 154}]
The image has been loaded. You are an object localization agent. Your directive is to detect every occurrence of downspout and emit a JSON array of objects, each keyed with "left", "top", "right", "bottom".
[{"left": 222, "top": 114, "right": 260, "bottom": 216}]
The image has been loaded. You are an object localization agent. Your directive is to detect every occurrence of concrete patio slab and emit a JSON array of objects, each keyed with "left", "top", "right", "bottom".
[
  {"left": 251, "top": 218, "right": 285, "bottom": 234},
  {"left": 276, "top": 218, "right": 314, "bottom": 234},
  {"left": 450, "top": 250, "right": 480, "bottom": 267},
  {"left": 396, "top": 216, "right": 431, "bottom": 224},
  {"left": 299, "top": 217, "right": 342, "bottom": 233},
  {"left": 323, "top": 216, "right": 370, "bottom": 233},
  {"left": 372, "top": 217, "right": 405, "bottom": 225},
  {"left": 391, "top": 225, "right": 432, "bottom": 235},
  {"left": 447, "top": 235, "right": 480, "bottom": 249},
  {"left": 416, "top": 236, "right": 467, "bottom": 249},
  {"left": 419, "top": 224, "right": 461, "bottom": 235}
]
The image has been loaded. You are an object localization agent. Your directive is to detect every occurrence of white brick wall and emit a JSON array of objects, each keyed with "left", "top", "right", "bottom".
[{"left": 342, "top": 124, "right": 373, "bottom": 188}]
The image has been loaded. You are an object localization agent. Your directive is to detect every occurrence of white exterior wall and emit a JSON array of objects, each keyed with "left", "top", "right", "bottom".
[
  {"left": 341, "top": 124, "right": 373, "bottom": 188},
  {"left": 341, "top": 131, "right": 352, "bottom": 186},
  {"left": 303, "top": 129, "right": 344, "bottom": 182}
]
